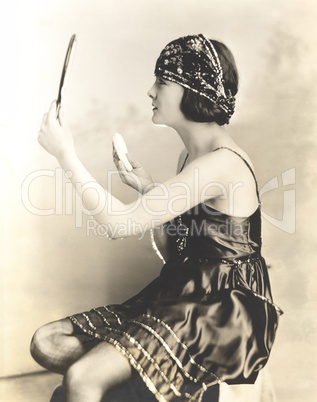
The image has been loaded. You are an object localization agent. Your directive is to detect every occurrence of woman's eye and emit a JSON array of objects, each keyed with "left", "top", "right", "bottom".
[{"left": 158, "top": 79, "right": 166, "bottom": 85}]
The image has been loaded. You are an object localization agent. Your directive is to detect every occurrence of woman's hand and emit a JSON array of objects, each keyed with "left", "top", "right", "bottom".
[
  {"left": 38, "top": 101, "right": 75, "bottom": 160},
  {"left": 113, "top": 149, "right": 154, "bottom": 194}
]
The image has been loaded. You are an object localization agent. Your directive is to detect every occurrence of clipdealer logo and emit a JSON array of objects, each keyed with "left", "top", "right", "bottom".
[
  {"left": 21, "top": 167, "right": 296, "bottom": 235},
  {"left": 259, "top": 167, "right": 296, "bottom": 234}
]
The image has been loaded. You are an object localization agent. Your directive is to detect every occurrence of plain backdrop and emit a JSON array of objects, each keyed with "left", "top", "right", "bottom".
[{"left": 1, "top": 1, "right": 317, "bottom": 401}]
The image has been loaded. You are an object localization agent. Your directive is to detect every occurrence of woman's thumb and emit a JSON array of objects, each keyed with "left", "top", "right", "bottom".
[{"left": 58, "top": 106, "right": 68, "bottom": 126}]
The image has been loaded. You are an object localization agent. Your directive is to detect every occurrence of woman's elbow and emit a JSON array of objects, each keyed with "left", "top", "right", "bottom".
[{"left": 92, "top": 217, "right": 149, "bottom": 240}]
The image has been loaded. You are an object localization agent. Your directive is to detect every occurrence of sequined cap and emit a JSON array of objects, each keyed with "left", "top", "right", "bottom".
[{"left": 154, "top": 34, "right": 235, "bottom": 121}]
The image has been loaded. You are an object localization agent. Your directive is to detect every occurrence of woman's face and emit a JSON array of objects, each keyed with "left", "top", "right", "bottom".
[{"left": 147, "top": 77, "right": 185, "bottom": 127}]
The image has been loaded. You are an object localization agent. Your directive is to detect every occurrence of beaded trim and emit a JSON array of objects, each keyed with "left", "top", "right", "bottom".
[
  {"left": 150, "top": 228, "right": 166, "bottom": 263},
  {"left": 249, "top": 290, "right": 283, "bottom": 315},
  {"left": 140, "top": 314, "right": 221, "bottom": 384},
  {"left": 82, "top": 312, "right": 97, "bottom": 330},
  {"left": 93, "top": 308, "right": 110, "bottom": 326},
  {"left": 69, "top": 316, "right": 171, "bottom": 401},
  {"left": 69, "top": 313, "right": 209, "bottom": 401},
  {"left": 175, "top": 215, "right": 189, "bottom": 253},
  {"left": 103, "top": 305, "right": 122, "bottom": 324},
  {"left": 104, "top": 309, "right": 220, "bottom": 385},
  {"left": 132, "top": 319, "right": 208, "bottom": 387}
]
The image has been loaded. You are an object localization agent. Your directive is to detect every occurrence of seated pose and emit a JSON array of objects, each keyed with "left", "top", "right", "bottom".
[{"left": 31, "top": 34, "right": 282, "bottom": 402}]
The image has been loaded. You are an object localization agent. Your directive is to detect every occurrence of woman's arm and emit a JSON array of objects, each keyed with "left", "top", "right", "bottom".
[
  {"left": 38, "top": 102, "right": 243, "bottom": 238},
  {"left": 38, "top": 102, "right": 127, "bottom": 233}
]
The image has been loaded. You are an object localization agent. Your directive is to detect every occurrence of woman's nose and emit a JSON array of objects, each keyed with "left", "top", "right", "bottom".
[{"left": 147, "top": 83, "right": 156, "bottom": 99}]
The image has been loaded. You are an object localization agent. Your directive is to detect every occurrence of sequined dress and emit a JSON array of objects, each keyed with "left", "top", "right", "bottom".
[{"left": 68, "top": 148, "right": 282, "bottom": 402}]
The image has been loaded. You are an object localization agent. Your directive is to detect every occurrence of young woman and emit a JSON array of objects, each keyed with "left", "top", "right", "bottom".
[{"left": 31, "top": 34, "right": 282, "bottom": 402}]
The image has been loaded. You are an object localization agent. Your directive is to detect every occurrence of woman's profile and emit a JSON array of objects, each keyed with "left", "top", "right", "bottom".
[{"left": 31, "top": 34, "right": 282, "bottom": 402}]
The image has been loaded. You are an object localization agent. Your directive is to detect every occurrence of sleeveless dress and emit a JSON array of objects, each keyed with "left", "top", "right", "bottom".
[{"left": 68, "top": 148, "right": 282, "bottom": 402}]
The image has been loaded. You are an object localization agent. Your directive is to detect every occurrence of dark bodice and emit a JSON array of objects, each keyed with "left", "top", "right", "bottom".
[
  {"left": 162, "top": 146, "right": 263, "bottom": 261},
  {"left": 165, "top": 202, "right": 262, "bottom": 260}
]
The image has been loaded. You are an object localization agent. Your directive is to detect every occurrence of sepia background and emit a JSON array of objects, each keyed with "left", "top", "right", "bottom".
[{"left": 1, "top": 0, "right": 316, "bottom": 401}]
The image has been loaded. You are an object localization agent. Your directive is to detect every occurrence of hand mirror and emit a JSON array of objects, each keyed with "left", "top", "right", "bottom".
[{"left": 56, "top": 34, "right": 77, "bottom": 118}]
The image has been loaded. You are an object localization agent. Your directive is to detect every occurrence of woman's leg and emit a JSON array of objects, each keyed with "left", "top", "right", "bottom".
[
  {"left": 63, "top": 341, "right": 132, "bottom": 402},
  {"left": 30, "top": 318, "right": 98, "bottom": 374}
]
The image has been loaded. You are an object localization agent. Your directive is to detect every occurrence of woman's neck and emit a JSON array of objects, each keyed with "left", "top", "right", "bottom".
[{"left": 175, "top": 120, "right": 231, "bottom": 161}]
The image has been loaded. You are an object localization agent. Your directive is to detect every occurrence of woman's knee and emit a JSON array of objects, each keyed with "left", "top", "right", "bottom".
[
  {"left": 30, "top": 319, "right": 73, "bottom": 366},
  {"left": 64, "top": 360, "right": 85, "bottom": 389},
  {"left": 64, "top": 343, "right": 132, "bottom": 397},
  {"left": 30, "top": 324, "right": 49, "bottom": 363},
  {"left": 63, "top": 359, "right": 105, "bottom": 398}
]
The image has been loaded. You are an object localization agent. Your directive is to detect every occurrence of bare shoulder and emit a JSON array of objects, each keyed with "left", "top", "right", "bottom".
[
  {"left": 184, "top": 147, "right": 258, "bottom": 217},
  {"left": 212, "top": 146, "right": 255, "bottom": 172},
  {"left": 183, "top": 146, "right": 256, "bottom": 185}
]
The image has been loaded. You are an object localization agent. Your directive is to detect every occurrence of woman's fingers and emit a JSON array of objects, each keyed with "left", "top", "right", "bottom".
[
  {"left": 112, "top": 146, "right": 131, "bottom": 174},
  {"left": 112, "top": 148, "right": 141, "bottom": 172},
  {"left": 40, "top": 112, "right": 48, "bottom": 127},
  {"left": 37, "top": 100, "right": 75, "bottom": 157},
  {"left": 126, "top": 153, "right": 142, "bottom": 169},
  {"left": 58, "top": 106, "right": 70, "bottom": 129},
  {"left": 117, "top": 159, "right": 128, "bottom": 173},
  {"left": 112, "top": 150, "right": 146, "bottom": 194},
  {"left": 112, "top": 150, "right": 122, "bottom": 172},
  {"left": 48, "top": 100, "right": 58, "bottom": 125},
  {"left": 38, "top": 112, "right": 49, "bottom": 143}
]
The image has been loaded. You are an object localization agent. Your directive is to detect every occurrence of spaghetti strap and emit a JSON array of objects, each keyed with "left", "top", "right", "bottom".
[
  {"left": 213, "top": 147, "right": 260, "bottom": 201},
  {"left": 179, "top": 152, "right": 189, "bottom": 172}
]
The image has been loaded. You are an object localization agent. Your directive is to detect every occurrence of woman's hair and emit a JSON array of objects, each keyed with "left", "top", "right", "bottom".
[{"left": 180, "top": 40, "right": 239, "bottom": 125}]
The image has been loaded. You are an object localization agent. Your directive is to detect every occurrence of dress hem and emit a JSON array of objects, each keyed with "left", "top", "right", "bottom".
[{"left": 68, "top": 315, "right": 216, "bottom": 402}]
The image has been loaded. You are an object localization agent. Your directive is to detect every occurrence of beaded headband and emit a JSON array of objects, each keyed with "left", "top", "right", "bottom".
[{"left": 154, "top": 34, "right": 235, "bottom": 121}]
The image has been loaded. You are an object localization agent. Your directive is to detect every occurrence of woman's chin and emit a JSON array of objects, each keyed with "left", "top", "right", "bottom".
[
  {"left": 151, "top": 114, "right": 162, "bottom": 125},
  {"left": 152, "top": 117, "right": 168, "bottom": 127}
]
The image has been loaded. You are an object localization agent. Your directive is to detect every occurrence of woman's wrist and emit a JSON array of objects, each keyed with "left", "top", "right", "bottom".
[
  {"left": 57, "top": 147, "right": 78, "bottom": 167},
  {"left": 142, "top": 182, "right": 156, "bottom": 195}
]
